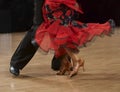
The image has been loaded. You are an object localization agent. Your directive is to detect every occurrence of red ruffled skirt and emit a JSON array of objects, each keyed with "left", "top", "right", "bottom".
[{"left": 35, "top": 19, "right": 113, "bottom": 57}]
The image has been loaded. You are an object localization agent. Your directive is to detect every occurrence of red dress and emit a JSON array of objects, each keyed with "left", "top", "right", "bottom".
[{"left": 35, "top": 0, "right": 114, "bottom": 57}]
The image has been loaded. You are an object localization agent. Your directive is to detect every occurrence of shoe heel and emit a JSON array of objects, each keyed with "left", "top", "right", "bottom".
[{"left": 79, "top": 59, "right": 85, "bottom": 72}]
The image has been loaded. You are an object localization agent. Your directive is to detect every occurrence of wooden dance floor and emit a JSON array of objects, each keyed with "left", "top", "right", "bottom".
[{"left": 0, "top": 28, "right": 120, "bottom": 92}]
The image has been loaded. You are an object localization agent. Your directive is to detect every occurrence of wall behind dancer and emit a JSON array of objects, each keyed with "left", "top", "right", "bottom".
[
  {"left": 78, "top": 0, "right": 120, "bottom": 26},
  {"left": 0, "top": 0, "right": 33, "bottom": 32}
]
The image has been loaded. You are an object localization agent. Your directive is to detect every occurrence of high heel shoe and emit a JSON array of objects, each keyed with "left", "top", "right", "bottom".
[
  {"left": 69, "top": 58, "right": 85, "bottom": 78},
  {"left": 79, "top": 58, "right": 85, "bottom": 72}
]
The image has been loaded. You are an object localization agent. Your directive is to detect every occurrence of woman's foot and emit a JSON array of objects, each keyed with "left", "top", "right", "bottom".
[{"left": 68, "top": 58, "right": 85, "bottom": 78}]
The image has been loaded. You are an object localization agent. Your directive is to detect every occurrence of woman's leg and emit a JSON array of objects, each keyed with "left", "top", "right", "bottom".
[{"left": 65, "top": 48, "right": 84, "bottom": 77}]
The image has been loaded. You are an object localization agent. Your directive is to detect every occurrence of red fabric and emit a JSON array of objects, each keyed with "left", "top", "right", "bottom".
[
  {"left": 35, "top": 0, "right": 112, "bottom": 57},
  {"left": 45, "top": 0, "right": 83, "bottom": 13}
]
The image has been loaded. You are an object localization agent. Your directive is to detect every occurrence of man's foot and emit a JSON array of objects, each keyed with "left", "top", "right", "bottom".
[{"left": 9, "top": 66, "right": 20, "bottom": 76}]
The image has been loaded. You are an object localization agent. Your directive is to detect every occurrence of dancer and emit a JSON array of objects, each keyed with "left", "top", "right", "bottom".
[{"left": 34, "top": 0, "right": 115, "bottom": 77}]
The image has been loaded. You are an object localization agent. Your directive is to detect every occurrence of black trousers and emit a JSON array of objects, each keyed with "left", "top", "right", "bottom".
[
  {"left": 10, "top": 0, "right": 61, "bottom": 71},
  {"left": 10, "top": 28, "right": 61, "bottom": 70}
]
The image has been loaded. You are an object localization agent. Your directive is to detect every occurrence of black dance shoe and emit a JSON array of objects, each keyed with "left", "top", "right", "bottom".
[{"left": 9, "top": 66, "right": 20, "bottom": 76}]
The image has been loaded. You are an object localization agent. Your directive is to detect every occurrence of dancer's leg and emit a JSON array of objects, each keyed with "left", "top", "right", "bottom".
[{"left": 65, "top": 48, "right": 84, "bottom": 77}]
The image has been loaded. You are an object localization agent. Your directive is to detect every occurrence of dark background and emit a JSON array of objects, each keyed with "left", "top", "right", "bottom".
[
  {"left": 79, "top": 0, "right": 120, "bottom": 24},
  {"left": 0, "top": 0, "right": 33, "bottom": 33},
  {"left": 0, "top": 0, "right": 120, "bottom": 33}
]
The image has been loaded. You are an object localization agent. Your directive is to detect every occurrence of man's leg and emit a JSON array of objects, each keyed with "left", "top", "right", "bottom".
[
  {"left": 10, "top": 0, "right": 62, "bottom": 76},
  {"left": 10, "top": 29, "right": 62, "bottom": 76},
  {"left": 51, "top": 56, "right": 61, "bottom": 71},
  {"left": 10, "top": 29, "right": 38, "bottom": 76}
]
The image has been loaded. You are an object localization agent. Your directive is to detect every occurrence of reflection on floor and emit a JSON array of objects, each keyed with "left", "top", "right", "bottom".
[{"left": 0, "top": 34, "right": 12, "bottom": 54}]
